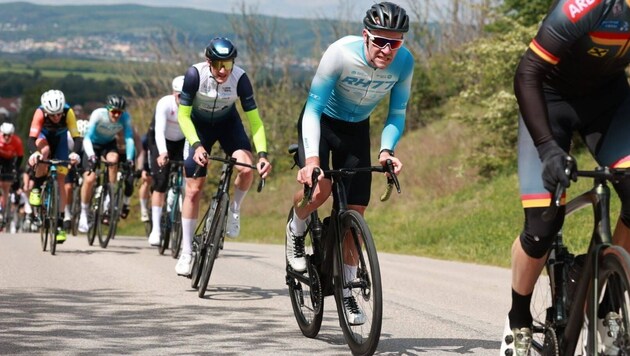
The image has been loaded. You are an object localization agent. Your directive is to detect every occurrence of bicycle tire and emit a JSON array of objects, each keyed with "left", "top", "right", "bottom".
[
  {"left": 144, "top": 219, "right": 152, "bottom": 238},
  {"left": 170, "top": 193, "right": 183, "bottom": 259},
  {"left": 577, "top": 246, "right": 630, "bottom": 355},
  {"left": 39, "top": 196, "right": 48, "bottom": 252},
  {"left": 158, "top": 203, "right": 170, "bottom": 255},
  {"left": 198, "top": 194, "right": 228, "bottom": 298},
  {"left": 70, "top": 184, "right": 81, "bottom": 236},
  {"left": 49, "top": 182, "right": 59, "bottom": 255},
  {"left": 191, "top": 198, "right": 218, "bottom": 288},
  {"left": 333, "top": 210, "right": 382, "bottom": 356},
  {"left": 286, "top": 209, "right": 324, "bottom": 338},
  {"left": 99, "top": 183, "right": 117, "bottom": 248},
  {"left": 86, "top": 184, "right": 100, "bottom": 246}
]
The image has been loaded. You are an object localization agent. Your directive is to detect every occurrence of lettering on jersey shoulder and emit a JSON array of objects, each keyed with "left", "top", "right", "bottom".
[
  {"left": 588, "top": 47, "right": 609, "bottom": 57},
  {"left": 563, "top": 0, "right": 602, "bottom": 23}
]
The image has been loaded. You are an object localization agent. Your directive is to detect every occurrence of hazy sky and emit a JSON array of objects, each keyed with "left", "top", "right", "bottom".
[{"left": 0, "top": 0, "right": 384, "bottom": 19}]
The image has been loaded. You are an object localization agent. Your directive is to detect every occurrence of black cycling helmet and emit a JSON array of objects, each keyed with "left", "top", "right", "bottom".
[
  {"left": 106, "top": 94, "right": 127, "bottom": 111},
  {"left": 205, "top": 37, "right": 237, "bottom": 61},
  {"left": 363, "top": 2, "right": 409, "bottom": 33}
]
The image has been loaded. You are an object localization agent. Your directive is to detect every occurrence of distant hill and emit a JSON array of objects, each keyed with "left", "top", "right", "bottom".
[{"left": 0, "top": 2, "right": 354, "bottom": 60}]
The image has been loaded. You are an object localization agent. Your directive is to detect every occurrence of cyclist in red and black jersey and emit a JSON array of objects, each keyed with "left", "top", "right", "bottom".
[
  {"left": 502, "top": 0, "right": 630, "bottom": 354},
  {"left": 0, "top": 122, "right": 23, "bottom": 224},
  {"left": 27, "top": 90, "right": 82, "bottom": 243}
]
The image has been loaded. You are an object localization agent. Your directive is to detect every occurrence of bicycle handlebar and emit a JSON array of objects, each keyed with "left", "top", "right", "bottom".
[
  {"left": 191, "top": 152, "right": 265, "bottom": 192},
  {"left": 542, "top": 159, "right": 627, "bottom": 221},
  {"left": 296, "top": 160, "right": 401, "bottom": 208}
]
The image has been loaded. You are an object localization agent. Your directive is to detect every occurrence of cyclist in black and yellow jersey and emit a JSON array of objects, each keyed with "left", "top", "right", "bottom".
[
  {"left": 175, "top": 37, "right": 271, "bottom": 276},
  {"left": 502, "top": 1, "right": 630, "bottom": 354},
  {"left": 27, "top": 90, "right": 82, "bottom": 243}
]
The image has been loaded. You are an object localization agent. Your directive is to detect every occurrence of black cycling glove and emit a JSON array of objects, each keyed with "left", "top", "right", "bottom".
[{"left": 536, "top": 140, "right": 573, "bottom": 193}]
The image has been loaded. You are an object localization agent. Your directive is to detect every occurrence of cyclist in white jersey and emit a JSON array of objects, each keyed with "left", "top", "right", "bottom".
[
  {"left": 147, "top": 75, "right": 186, "bottom": 246},
  {"left": 285, "top": 1, "right": 414, "bottom": 325}
]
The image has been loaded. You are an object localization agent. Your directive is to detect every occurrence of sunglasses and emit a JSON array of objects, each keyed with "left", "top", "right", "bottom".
[
  {"left": 366, "top": 30, "right": 404, "bottom": 50},
  {"left": 210, "top": 60, "right": 234, "bottom": 71},
  {"left": 48, "top": 112, "right": 63, "bottom": 118},
  {"left": 3, "top": 134, "right": 11, "bottom": 139},
  {"left": 108, "top": 108, "right": 124, "bottom": 116}
]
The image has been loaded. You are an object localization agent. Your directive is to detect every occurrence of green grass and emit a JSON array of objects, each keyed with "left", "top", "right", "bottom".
[{"left": 117, "top": 119, "right": 616, "bottom": 268}]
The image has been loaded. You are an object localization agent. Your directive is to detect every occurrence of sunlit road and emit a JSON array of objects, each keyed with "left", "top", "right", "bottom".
[{"left": 0, "top": 232, "right": 510, "bottom": 355}]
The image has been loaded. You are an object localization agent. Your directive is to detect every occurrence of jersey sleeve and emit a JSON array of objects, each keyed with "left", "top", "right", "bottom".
[
  {"left": 178, "top": 66, "right": 202, "bottom": 149},
  {"left": 302, "top": 42, "right": 344, "bottom": 159},
  {"left": 123, "top": 115, "right": 135, "bottom": 160},
  {"left": 29, "top": 108, "right": 45, "bottom": 139},
  {"left": 83, "top": 110, "right": 99, "bottom": 157},
  {"left": 66, "top": 108, "right": 80, "bottom": 138},
  {"left": 154, "top": 96, "right": 170, "bottom": 155},
  {"left": 381, "top": 51, "right": 413, "bottom": 152},
  {"left": 514, "top": 0, "right": 608, "bottom": 146}
]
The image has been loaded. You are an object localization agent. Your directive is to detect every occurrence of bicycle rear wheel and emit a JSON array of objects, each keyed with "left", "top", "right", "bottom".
[
  {"left": 158, "top": 203, "right": 170, "bottom": 255},
  {"left": 286, "top": 209, "right": 324, "bottom": 338},
  {"left": 70, "top": 184, "right": 81, "bottom": 236},
  {"left": 198, "top": 194, "right": 228, "bottom": 298},
  {"left": 333, "top": 210, "right": 382, "bottom": 356},
  {"left": 579, "top": 246, "right": 630, "bottom": 355}
]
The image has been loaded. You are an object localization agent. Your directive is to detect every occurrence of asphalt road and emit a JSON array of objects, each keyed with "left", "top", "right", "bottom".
[{"left": 0, "top": 232, "right": 511, "bottom": 355}]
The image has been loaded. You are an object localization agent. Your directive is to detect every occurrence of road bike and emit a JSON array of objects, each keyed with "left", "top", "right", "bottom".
[
  {"left": 284, "top": 144, "right": 400, "bottom": 356},
  {"left": 37, "top": 158, "right": 72, "bottom": 255},
  {"left": 189, "top": 153, "right": 265, "bottom": 298},
  {"left": 158, "top": 160, "right": 185, "bottom": 257},
  {"left": 86, "top": 159, "right": 131, "bottom": 248},
  {"left": 529, "top": 162, "right": 630, "bottom": 355}
]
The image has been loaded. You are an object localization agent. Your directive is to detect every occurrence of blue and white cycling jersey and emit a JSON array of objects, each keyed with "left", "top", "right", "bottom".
[
  {"left": 302, "top": 35, "right": 414, "bottom": 158},
  {"left": 84, "top": 107, "right": 135, "bottom": 160}
]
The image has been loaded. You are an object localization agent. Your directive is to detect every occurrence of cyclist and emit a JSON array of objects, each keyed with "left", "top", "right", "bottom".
[
  {"left": 500, "top": 1, "right": 630, "bottom": 355},
  {"left": 113, "top": 124, "right": 142, "bottom": 221},
  {"left": 285, "top": 1, "right": 412, "bottom": 326},
  {"left": 0, "top": 122, "right": 23, "bottom": 225},
  {"left": 138, "top": 133, "right": 152, "bottom": 224},
  {"left": 77, "top": 95, "right": 135, "bottom": 233},
  {"left": 27, "top": 90, "right": 82, "bottom": 243},
  {"left": 175, "top": 37, "right": 271, "bottom": 276},
  {"left": 146, "top": 75, "right": 186, "bottom": 246}
]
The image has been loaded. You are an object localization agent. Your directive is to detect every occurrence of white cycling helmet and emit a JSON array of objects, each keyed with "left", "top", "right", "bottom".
[
  {"left": 172, "top": 75, "right": 184, "bottom": 93},
  {"left": 40, "top": 89, "right": 66, "bottom": 114},
  {"left": 0, "top": 122, "right": 15, "bottom": 135}
]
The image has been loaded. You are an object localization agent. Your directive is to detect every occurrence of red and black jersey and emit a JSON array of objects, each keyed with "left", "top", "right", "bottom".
[{"left": 514, "top": 0, "right": 630, "bottom": 146}]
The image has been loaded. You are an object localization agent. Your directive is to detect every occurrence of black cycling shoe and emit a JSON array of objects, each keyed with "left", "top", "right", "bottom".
[{"left": 120, "top": 204, "right": 130, "bottom": 219}]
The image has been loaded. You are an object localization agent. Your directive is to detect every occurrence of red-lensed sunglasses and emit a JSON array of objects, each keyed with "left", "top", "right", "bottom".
[{"left": 366, "top": 30, "right": 404, "bottom": 50}]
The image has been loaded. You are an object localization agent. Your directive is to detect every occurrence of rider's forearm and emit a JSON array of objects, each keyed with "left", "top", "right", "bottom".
[{"left": 244, "top": 108, "right": 267, "bottom": 153}]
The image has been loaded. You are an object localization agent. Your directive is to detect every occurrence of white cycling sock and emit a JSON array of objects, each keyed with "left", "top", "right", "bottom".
[
  {"left": 231, "top": 188, "right": 247, "bottom": 212},
  {"left": 181, "top": 218, "right": 197, "bottom": 255},
  {"left": 150, "top": 206, "right": 162, "bottom": 235},
  {"left": 81, "top": 203, "right": 89, "bottom": 214},
  {"left": 343, "top": 264, "right": 358, "bottom": 298},
  {"left": 64, "top": 205, "right": 71, "bottom": 219},
  {"left": 123, "top": 196, "right": 131, "bottom": 205},
  {"left": 140, "top": 198, "right": 148, "bottom": 212},
  {"left": 290, "top": 209, "right": 307, "bottom": 235}
]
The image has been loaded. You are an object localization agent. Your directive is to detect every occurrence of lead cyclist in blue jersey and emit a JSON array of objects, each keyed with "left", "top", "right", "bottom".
[{"left": 285, "top": 1, "right": 413, "bottom": 326}]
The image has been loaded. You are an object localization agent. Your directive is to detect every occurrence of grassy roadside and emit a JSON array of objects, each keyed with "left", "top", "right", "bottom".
[{"left": 118, "top": 118, "right": 614, "bottom": 269}]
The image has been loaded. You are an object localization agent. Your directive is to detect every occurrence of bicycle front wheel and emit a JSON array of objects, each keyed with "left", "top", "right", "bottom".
[
  {"left": 198, "top": 194, "right": 228, "bottom": 298},
  {"left": 98, "top": 183, "right": 117, "bottom": 248},
  {"left": 48, "top": 183, "right": 59, "bottom": 255},
  {"left": 333, "top": 210, "right": 382, "bottom": 356},
  {"left": 39, "top": 199, "right": 48, "bottom": 252},
  {"left": 286, "top": 209, "right": 324, "bottom": 338},
  {"left": 578, "top": 246, "right": 630, "bottom": 355},
  {"left": 87, "top": 184, "right": 102, "bottom": 246},
  {"left": 170, "top": 193, "right": 183, "bottom": 259},
  {"left": 70, "top": 184, "right": 81, "bottom": 236},
  {"left": 158, "top": 203, "right": 170, "bottom": 255}
]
